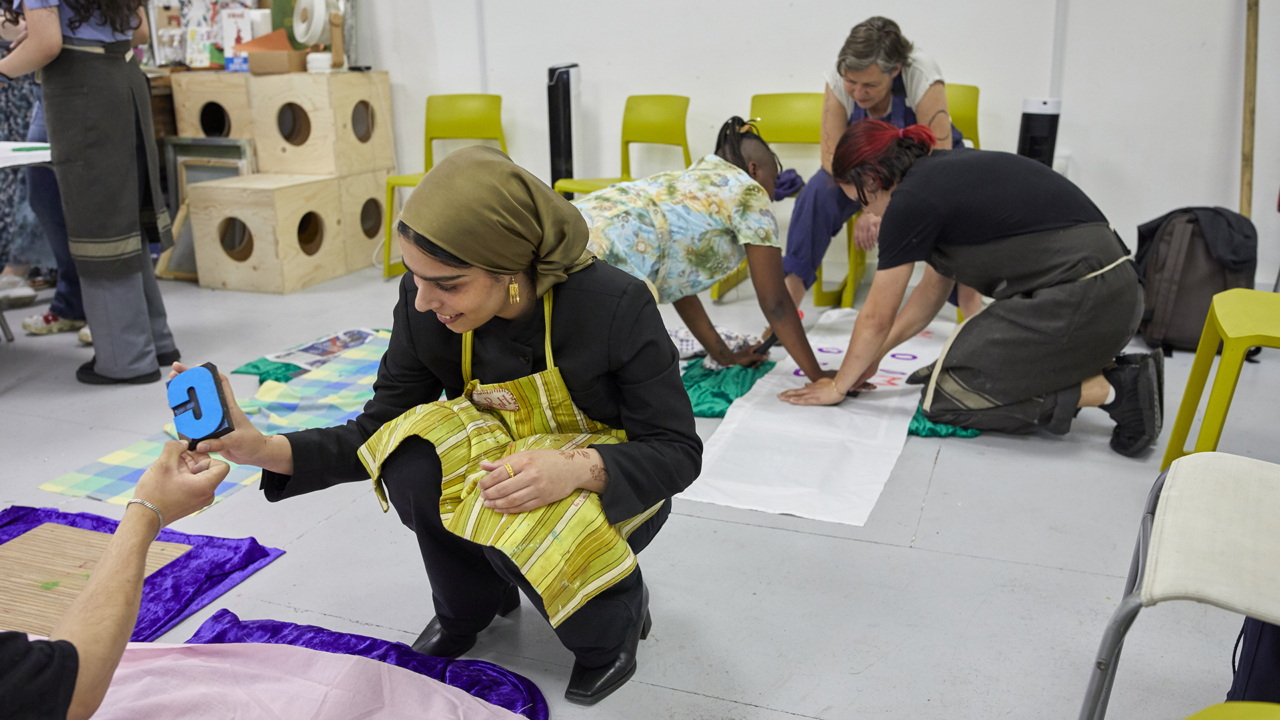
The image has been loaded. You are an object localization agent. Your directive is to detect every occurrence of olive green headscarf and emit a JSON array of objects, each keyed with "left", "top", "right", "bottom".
[{"left": 398, "top": 146, "right": 595, "bottom": 297}]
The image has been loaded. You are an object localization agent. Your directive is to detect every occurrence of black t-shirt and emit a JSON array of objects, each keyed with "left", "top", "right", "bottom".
[
  {"left": 0, "top": 632, "right": 78, "bottom": 720},
  {"left": 877, "top": 148, "right": 1108, "bottom": 270}
]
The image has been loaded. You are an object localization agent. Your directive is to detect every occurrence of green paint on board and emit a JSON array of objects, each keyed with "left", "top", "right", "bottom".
[{"left": 39, "top": 581, "right": 61, "bottom": 591}]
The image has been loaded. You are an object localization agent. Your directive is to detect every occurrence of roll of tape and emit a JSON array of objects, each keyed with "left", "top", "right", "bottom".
[{"left": 292, "top": 0, "right": 340, "bottom": 46}]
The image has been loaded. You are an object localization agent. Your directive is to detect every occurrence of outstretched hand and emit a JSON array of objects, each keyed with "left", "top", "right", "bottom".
[
  {"left": 779, "top": 377, "right": 847, "bottom": 406},
  {"left": 133, "top": 441, "right": 230, "bottom": 526}
]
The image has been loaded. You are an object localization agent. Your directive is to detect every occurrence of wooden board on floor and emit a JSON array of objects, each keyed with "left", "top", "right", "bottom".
[{"left": 0, "top": 523, "right": 191, "bottom": 636}]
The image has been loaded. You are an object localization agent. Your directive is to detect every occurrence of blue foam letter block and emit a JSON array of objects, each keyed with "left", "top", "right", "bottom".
[{"left": 167, "top": 363, "right": 233, "bottom": 450}]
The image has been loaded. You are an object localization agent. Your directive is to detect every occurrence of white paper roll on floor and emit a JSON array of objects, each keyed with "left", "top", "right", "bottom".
[{"left": 292, "top": 0, "right": 340, "bottom": 46}]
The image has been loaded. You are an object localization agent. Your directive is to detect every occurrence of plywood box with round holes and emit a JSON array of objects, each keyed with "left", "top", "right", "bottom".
[
  {"left": 188, "top": 174, "right": 347, "bottom": 294},
  {"left": 172, "top": 72, "right": 255, "bottom": 139},
  {"left": 338, "top": 169, "right": 399, "bottom": 272},
  {"left": 250, "top": 71, "right": 394, "bottom": 176}
]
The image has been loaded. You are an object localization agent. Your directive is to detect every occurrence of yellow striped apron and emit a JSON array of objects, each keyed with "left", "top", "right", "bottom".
[{"left": 358, "top": 291, "right": 664, "bottom": 627}]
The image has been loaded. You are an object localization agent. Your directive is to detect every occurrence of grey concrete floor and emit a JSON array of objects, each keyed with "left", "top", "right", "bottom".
[{"left": 3, "top": 265, "right": 1278, "bottom": 719}]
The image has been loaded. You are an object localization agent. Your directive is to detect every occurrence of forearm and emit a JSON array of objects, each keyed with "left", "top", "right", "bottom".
[
  {"left": 49, "top": 504, "right": 158, "bottom": 720},
  {"left": 258, "top": 434, "right": 295, "bottom": 476},
  {"left": 0, "top": 8, "right": 59, "bottom": 78},
  {"left": 881, "top": 286, "right": 947, "bottom": 353},
  {"left": 571, "top": 448, "right": 607, "bottom": 495},
  {"left": 672, "top": 295, "right": 732, "bottom": 364},
  {"left": 832, "top": 312, "right": 892, "bottom": 394},
  {"left": 756, "top": 286, "right": 821, "bottom": 379}
]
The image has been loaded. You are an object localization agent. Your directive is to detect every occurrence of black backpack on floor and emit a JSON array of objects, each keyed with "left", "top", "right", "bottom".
[{"left": 1134, "top": 207, "right": 1257, "bottom": 351}]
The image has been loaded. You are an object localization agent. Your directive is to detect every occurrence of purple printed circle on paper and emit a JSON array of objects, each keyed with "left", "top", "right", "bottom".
[
  {"left": 793, "top": 369, "right": 807, "bottom": 377},
  {"left": 817, "top": 347, "right": 843, "bottom": 354},
  {"left": 890, "top": 353, "right": 917, "bottom": 361}
]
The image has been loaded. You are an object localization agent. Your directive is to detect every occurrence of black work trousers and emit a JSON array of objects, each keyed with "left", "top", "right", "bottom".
[{"left": 381, "top": 436, "right": 669, "bottom": 668}]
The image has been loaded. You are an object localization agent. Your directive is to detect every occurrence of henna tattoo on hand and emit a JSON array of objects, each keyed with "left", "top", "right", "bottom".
[{"left": 558, "top": 449, "right": 592, "bottom": 461}]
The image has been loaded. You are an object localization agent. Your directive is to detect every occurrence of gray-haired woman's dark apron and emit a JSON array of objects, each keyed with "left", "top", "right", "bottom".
[
  {"left": 41, "top": 38, "right": 176, "bottom": 379},
  {"left": 909, "top": 223, "right": 1142, "bottom": 434}
]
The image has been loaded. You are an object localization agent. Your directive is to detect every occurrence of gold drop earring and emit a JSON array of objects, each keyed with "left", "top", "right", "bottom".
[{"left": 508, "top": 276, "right": 520, "bottom": 305}]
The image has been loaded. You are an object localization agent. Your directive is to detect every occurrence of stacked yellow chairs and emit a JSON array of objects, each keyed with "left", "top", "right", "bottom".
[
  {"left": 1161, "top": 288, "right": 1280, "bottom": 470},
  {"left": 552, "top": 95, "right": 691, "bottom": 197},
  {"left": 383, "top": 94, "right": 507, "bottom": 277}
]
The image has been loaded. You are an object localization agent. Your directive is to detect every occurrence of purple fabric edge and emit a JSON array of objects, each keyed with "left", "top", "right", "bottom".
[
  {"left": 187, "top": 609, "right": 549, "bottom": 720},
  {"left": 0, "top": 506, "right": 284, "bottom": 642}
]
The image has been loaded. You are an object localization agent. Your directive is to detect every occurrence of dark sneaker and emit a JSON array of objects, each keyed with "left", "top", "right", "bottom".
[
  {"left": 1115, "top": 349, "right": 1164, "bottom": 427},
  {"left": 1101, "top": 354, "right": 1160, "bottom": 457}
]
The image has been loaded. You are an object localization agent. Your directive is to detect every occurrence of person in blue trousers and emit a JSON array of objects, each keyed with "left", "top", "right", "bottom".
[{"left": 782, "top": 16, "right": 983, "bottom": 319}]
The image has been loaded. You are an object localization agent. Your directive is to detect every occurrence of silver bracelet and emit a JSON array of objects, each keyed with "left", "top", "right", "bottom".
[{"left": 127, "top": 498, "right": 164, "bottom": 535}]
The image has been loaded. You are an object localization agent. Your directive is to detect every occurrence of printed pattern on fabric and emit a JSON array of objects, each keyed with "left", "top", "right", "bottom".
[
  {"left": 575, "top": 154, "right": 779, "bottom": 303},
  {"left": 358, "top": 372, "right": 660, "bottom": 628}
]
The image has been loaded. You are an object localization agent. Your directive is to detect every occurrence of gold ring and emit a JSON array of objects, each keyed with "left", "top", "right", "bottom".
[{"left": 504, "top": 463, "right": 515, "bottom": 479}]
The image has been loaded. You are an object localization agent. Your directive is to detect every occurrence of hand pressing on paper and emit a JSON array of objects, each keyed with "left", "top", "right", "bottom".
[{"left": 477, "top": 448, "right": 609, "bottom": 514}]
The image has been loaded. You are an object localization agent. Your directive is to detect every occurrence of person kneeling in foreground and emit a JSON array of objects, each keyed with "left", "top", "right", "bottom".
[
  {"left": 0, "top": 442, "right": 229, "bottom": 719},
  {"left": 575, "top": 116, "right": 831, "bottom": 382},
  {"left": 780, "top": 120, "right": 1162, "bottom": 457},
  {"left": 173, "top": 146, "right": 702, "bottom": 705}
]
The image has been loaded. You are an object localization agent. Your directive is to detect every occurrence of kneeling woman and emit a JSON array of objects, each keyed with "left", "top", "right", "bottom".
[
  {"left": 780, "top": 120, "right": 1161, "bottom": 457},
  {"left": 176, "top": 147, "right": 701, "bottom": 704},
  {"left": 576, "top": 117, "right": 830, "bottom": 382}
]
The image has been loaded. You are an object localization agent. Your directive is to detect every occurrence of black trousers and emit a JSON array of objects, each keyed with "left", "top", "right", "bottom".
[{"left": 381, "top": 436, "right": 669, "bottom": 668}]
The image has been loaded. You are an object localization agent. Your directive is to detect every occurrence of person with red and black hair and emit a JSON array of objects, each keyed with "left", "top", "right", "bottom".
[{"left": 780, "top": 119, "right": 1163, "bottom": 458}]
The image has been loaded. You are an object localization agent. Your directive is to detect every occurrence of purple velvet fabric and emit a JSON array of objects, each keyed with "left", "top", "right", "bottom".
[
  {"left": 773, "top": 168, "right": 805, "bottom": 200},
  {"left": 0, "top": 506, "right": 283, "bottom": 642},
  {"left": 187, "top": 610, "right": 549, "bottom": 720}
]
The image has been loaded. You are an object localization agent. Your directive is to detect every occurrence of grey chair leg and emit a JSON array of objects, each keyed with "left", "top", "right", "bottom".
[
  {"left": 1080, "top": 595, "right": 1143, "bottom": 720},
  {"left": 0, "top": 311, "right": 13, "bottom": 342}
]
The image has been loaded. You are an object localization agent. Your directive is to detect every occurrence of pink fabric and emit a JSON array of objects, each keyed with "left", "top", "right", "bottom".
[{"left": 94, "top": 642, "right": 523, "bottom": 720}]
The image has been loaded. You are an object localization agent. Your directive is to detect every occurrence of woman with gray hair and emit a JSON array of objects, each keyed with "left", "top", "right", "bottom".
[{"left": 783, "top": 17, "right": 981, "bottom": 317}]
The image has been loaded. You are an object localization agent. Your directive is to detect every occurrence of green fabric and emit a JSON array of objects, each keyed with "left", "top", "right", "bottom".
[
  {"left": 232, "top": 358, "right": 304, "bottom": 384},
  {"left": 682, "top": 359, "right": 776, "bottom": 418},
  {"left": 908, "top": 406, "right": 981, "bottom": 438}
]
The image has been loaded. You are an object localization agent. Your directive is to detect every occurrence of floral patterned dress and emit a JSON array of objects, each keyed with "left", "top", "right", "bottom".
[
  {"left": 0, "top": 43, "right": 46, "bottom": 268},
  {"left": 573, "top": 154, "right": 779, "bottom": 303}
]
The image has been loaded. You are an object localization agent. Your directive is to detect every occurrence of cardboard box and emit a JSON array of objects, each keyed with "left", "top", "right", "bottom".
[{"left": 248, "top": 50, "right": 308, "bottom": 75}]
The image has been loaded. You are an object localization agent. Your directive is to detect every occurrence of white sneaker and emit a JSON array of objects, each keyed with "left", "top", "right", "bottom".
[
  {"left": 0, "top": 275, "right": 35, "bottom": 307},
  {"left": 78, "top": 326, "right": 92, "bottom": 345},
  {"left": 22, "top": 311, "right": 86, "bottom": 335}
]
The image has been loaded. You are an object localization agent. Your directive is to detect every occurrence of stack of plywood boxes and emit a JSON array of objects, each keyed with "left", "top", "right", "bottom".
[{"left": 176, "top": 71, "right": 395, "bottom": 293}]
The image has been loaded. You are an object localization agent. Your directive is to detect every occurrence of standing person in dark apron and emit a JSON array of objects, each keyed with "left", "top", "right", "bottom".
[
  {"left": 781, "top": 120, "right": 1163, "bottom": 458},
  {"left": 170, "top": 147, "right": 702, "bottom": 705},
  {"left": 0, "top": 0, "right": 178, "bottom": 383},
  {"left": 784, "top": 16, "right": 982, "bottom": 318}
]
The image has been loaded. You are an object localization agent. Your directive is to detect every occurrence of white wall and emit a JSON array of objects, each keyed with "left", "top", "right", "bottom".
[{"left": 358, "top": 0, "right": 1278, "bottom": 287}]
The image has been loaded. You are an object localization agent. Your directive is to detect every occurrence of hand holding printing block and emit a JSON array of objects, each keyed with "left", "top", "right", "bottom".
[
  {"left": 167, "top": 362, "right": 295, "bottom": 474},
  {"left": 167, "top": 363, "right": 234, "bottom": 451}
]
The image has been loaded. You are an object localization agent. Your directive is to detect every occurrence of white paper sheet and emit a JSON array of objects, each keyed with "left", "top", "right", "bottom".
[
  {"left": 678, "top": 308, "right": 951, "bottom": 527},
  {"left": 0, "top": 142, "right": 51, "bottom": 169}
]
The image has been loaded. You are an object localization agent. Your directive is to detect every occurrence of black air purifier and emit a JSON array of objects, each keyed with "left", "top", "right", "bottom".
[
  {"left": 548, "top": 63, "right": 579, "bottom": 197},
  {"left": 1017, "top": 98, "right": 1061, "bottom": 167}
]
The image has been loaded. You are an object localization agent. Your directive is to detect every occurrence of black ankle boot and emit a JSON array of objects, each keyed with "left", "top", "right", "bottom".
[
  {"left": 411, "top": 584, "right": 521, "bottom": 658},
  {"left": 564, "top": 583, "right": 651, "bottom": 706}
]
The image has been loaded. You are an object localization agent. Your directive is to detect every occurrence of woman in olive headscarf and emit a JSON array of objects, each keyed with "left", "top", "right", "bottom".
[{"left": 170, "top": 147, "right": 701, "bottom": 705}]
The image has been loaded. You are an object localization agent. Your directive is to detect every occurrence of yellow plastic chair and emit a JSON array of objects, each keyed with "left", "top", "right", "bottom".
[
  {"left": 552, "top": 95, "right": 691, "bottom": 196},
  {"left": 945, "top": 83, "right": 980, "bottom": 149},
  {"left": 1161, "top": 288, "right": 1280, "bottom": 469},
  {"left": 1184, "top": 704, "right": 1280, "bottom": 720},
  {"left": 710, "top": 93, "right": 833, "bottom": 301},
  {"left": 383, "top": 94, "right": 507, "bottom": 277}
]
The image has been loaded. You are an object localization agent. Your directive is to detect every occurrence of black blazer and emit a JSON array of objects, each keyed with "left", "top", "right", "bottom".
[{"left": 261, "top": 261, "right": 702, "bottom": 523}]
